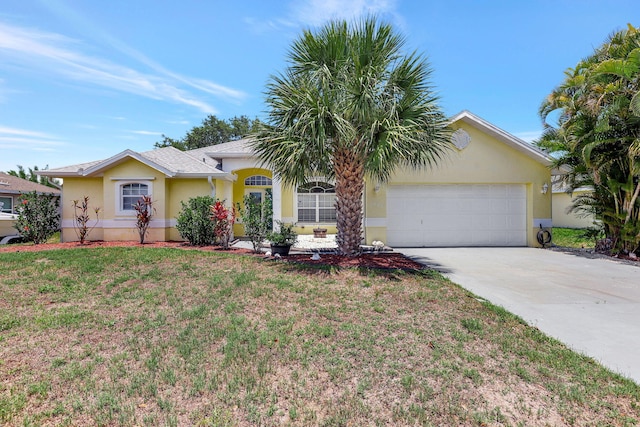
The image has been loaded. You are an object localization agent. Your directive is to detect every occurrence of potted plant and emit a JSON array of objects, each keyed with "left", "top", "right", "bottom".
[{"left": 267, "top": 221, "right": 297, "bottom": 256}]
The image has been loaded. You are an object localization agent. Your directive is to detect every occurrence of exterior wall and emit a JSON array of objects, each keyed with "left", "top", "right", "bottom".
[
  {"left": 364, "top": 122, "right": 552, "bottom": 247},
  {"left": 279, "top": 183, "right": 339, "bottom": 236},
  {"left": 167, "top": 178, "right": 213, "bottom": 241},
  {"left": 60, "top": 160, "right": 216, "bottom": 243},
  {"left": 99, "top": 160, "right": 167, "bottom": 242},
  {"left": 60, "top": 177, "right": 104, "bottom": 242},
  {"left": 552, "top": 190, "right": 595, "bottom": 228}
]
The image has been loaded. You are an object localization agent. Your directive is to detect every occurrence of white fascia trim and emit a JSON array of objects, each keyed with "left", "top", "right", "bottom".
[
  {"left": 174, "top": 172, "right": 235, "bottom": 181},
  {"left": 450, "top": 111, "right": 553, "bottom": 166}
]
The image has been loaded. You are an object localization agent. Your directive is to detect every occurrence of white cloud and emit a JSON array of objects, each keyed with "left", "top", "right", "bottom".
[
  {"left": 130, "top": 130, "right": 163, "bottom": 136},
  {"left": 0, "top": 21, "right": 246, "bottom": 113},
  {"left": 290, "top": 0, "right": 398, "bottom": 27},
  {"left": 0, "top": 126, "right": 65, "bottom": 151},
  {"left": 245, "top": 0, "right": 399, "bottom": 34}
]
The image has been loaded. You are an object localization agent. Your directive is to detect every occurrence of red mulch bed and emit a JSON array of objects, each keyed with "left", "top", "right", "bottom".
[
  {"left": 285, "top": 253, "right": 425, "bottom": 270},
  {"left": 0, "top": 241, "right": 425, "bottom": 271}
]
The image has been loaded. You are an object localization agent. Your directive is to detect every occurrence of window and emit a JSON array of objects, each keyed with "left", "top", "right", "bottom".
[
  {"left": 247, "top": 191, "right": 263, "bottom": 204},
  {"left": 0, "top": 196, "right": 12, "bottom": 213},
  {"left": 297, "top": 181, "right": 336, "bottom": 223},
  {"left": 244, "top": 175, "right": 272, "bottom": 186},
  {"left": 121, "top": 183, "right": 149, "bottom": 211}
]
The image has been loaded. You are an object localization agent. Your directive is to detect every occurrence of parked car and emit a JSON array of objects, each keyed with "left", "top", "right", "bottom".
[{"left": 0, "top": 212, "right": 21, "bottom": 244}]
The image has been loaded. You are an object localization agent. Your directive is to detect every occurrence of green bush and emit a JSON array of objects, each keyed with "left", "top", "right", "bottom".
[
  {"left": 238, "top": 192, "right": 273, "bottom": 253},
  {"left": 175, "top": 196, "right": 216, "bottom": 246},
  {"left": 15, "top": 191, "right": 60, "bottom": 244}
]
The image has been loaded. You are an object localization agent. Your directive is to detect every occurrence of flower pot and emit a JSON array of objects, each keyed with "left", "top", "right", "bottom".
[
  {"left": 313, "top": 228, "right": 327, "bottom": 238},
  {"left": 270, "top": 243, "right": 292, "bottom": 256}
]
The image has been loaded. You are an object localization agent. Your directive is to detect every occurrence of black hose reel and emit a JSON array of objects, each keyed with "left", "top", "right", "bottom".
[{"left": 537, "top": 224, "right": 552, "bottom": 247}]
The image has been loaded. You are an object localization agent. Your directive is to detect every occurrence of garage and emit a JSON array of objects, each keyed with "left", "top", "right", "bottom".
[{"left": 386, "top": 184, "right": 527, "bottom": 247}]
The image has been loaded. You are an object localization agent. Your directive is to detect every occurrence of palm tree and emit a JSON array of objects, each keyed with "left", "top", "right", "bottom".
[
  {"left": 251, "top": 18, "right": 452, "bottom": 255},
  {"left": 539, "top": 24, "right": 640, "bottom": 254}
]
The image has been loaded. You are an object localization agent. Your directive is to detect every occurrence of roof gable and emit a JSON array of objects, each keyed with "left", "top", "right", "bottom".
[
  {"left": 449, "top": 111, "right": 552, "bottom": 167},
  {"left": 41, "top": 147, "right": 233, "bottom": 179}
]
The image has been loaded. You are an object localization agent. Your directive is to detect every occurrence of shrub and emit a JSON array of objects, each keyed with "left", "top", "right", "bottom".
[
  {"left": 237, "top": 192, "right": 273, "bottom": 253},
  {"left": 72, "top": 196, "right": 101, "bottom": 244},
  {"left": 15, "top": 191, "right": 60, "bottom": 244},
  {"left": 133, "top": 195, "right": 155, "bottom": 244},
  {"left": 267, "top": 221, "right": 297, "bottom": 246},
  {"left": 211, "top": 200, "right": 236, "bottom": 249},
  {"left": 176, "top": 196, "right": 216, "bottom": 246}
]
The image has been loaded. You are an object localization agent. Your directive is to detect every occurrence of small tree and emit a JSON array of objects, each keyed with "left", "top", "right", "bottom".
[
  {"left": 211, "top": 200, "right": 236, "bottom": 249},
  {"left": 238, "top": 191, "right": 273, "bottom": 253},
  {"left": 72, "top": 196, "right": 101, "bottom": 244},
  {"left": 15, "top": 191, "right": 60, "bottom": 244},
  {"left": 176, "top": 196, "right": 217, "bottom": 246},
  {"left": 133, "top": 195, "right": 155, "bottom": 244}
]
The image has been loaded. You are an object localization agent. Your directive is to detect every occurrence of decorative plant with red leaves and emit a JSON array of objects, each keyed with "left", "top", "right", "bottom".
[
  {"left": 133, "top": 195, "right": 155, "bottom": 244},
  {"left": 72, "top": 196, "right": 101, "bottom": 244},
  {"left": 211, "top": 200, "right": 236, "bottom": 249}
]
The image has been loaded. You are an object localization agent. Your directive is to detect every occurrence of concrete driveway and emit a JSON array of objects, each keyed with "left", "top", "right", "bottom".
[{"left": 398, "top": 247, "right": 640, "bottom": 384}]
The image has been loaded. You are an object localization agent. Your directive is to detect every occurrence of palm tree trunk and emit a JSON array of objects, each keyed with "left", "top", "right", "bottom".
[
  {"left": 624, "top": 181, "right": 640, "bottom": 225},
  {"left": 334, "top": 147, "right": 365, "bottom": 256}
]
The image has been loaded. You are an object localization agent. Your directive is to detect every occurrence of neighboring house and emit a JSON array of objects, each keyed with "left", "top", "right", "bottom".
[
  {"left": 0, "top": 171, "right": 61, "bottom": 214},
  {"left": 40, "top": 111, "right": 554, "bottom": 247},
  {"left": 551, "top": 180, "right": 596, "bottom": 229},
  {"left": 0, "top": 171, "right": 61, "bottom": 241}
]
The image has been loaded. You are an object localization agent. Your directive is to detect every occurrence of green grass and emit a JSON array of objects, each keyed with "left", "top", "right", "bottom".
[
  {"left": 0, "top": 247, "right": 638, "bottom": 426},
  {"left": 553, "top": 227, "right": 597, "bottom": 249}
]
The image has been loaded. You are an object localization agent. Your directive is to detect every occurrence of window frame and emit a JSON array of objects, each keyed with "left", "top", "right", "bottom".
[
  {"left": 244, "top": 175, "right": 272, "bottom": 186},
  {"left": 0, "top": 196, "right": 13, "bottom": 213},
  {"left": 296, "top": 181, "right": 336, "bottom": 224},
  {"left": 115, "top": 181, "right": 152, "bottom": 216}
]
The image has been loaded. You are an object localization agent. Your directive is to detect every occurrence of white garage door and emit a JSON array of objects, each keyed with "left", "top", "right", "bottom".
[{"left": 386, "top": 184, "right": 527, "bottom": 247}]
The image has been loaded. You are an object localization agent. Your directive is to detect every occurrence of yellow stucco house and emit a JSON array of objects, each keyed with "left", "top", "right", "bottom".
[{"left": 42, "top": 111, "right": 554, "bottom": 247}]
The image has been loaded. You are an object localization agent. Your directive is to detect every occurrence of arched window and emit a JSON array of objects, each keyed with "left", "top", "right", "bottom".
[
  {"left": 297, "top": 181, "right": 336, "bottom": 223},
  {"left": 121, "top": 183, "right": 149, "bottom": 211},
  {"left": 244, "top": 175, "right": 272, "bottom": 186}
]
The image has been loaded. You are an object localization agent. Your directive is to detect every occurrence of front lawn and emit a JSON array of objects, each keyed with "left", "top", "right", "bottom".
[
  {"left": 553, "top": 227, "right": 597, "bottom": 249},
  {"left": 0, "top": 247, "right": 638, "bottom": 426}
]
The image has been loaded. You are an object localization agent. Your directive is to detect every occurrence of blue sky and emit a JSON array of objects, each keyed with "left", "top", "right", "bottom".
[{"left": 0, "top": 0, "right": 635, "bottom": 173}]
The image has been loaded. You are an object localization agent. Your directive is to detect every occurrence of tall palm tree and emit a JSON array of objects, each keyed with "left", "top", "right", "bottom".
[
  {"left": 251, "top": 18, "right": 452, "bottom": 255},
  {"left": 539, "top": 24, "right": 640, "bottom": 253}
]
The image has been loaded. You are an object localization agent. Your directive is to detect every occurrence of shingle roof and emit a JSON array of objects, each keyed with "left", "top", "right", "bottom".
[
  {"left": 41, "top": 147, "right": 232, "bottom": 179},
  {"left": 139, "top": 146, "right": 225, "bottom": 175},
  {"left": 188, "top": 138, "right": 255, "bottom": 159},
  {"left": 0, "top": 172, "right": 61, "bottom": 195}
]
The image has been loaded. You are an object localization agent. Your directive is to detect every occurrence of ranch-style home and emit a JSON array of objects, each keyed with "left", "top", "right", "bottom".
[
  {"left": 41, "top": 111, "right": 556, "bottom": 247},
  {"left": 0, "top": 171, "right": 61, "bottom": 214}
]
